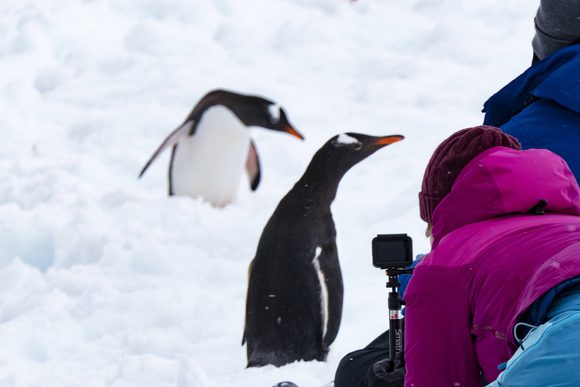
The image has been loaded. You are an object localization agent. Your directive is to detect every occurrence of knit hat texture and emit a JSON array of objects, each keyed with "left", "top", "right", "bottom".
[{"left": 419, "top": 125, "right": 521, "bottom": 223}]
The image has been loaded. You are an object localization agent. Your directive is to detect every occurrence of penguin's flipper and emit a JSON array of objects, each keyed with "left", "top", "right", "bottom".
[
  {"left": 246, "top": 140, "right": 262, "bottom": 191},
  {"left": 138, "top": 120, "right": 194, "bottom": 178},
  {"left": 318, "top": 243, "right": 344, "bottom": 350}
]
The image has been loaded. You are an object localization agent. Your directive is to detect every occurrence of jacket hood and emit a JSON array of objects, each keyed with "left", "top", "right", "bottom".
[{"left": 431, "top": 146, "right": 580, "bottom": 247}]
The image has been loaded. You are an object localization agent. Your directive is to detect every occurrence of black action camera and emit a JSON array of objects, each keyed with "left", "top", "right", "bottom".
[
  {"left": 372, "top": 234, "right": 413, "bottom": 270},
  {"left": 372, "top": 233, "right": 414, "bottom": 366}
]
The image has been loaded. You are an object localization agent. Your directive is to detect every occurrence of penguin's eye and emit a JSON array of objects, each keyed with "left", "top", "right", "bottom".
[{"left": 352, "top": 142, "right": 362, "bottom": 151}]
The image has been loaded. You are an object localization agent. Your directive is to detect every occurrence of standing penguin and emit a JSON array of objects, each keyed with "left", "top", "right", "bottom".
[
  {"left": 139, "top": 89, "right": 304, "bottom": 207},
  {"left": 243, "top": 132, "right": 404, "bottom": 367}
]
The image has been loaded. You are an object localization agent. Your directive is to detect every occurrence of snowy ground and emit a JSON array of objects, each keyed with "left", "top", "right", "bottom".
[{"left": 0, "top": 1, "right": 536, "bottom": 386}]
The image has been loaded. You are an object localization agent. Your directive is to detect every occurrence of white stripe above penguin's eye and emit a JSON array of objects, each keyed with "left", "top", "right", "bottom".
[
  {"left": 268, "top": 104, "right": 281, "bottom": 124},
  {"left": 335, "top": 133, "right": 361, "bottom": 148}
]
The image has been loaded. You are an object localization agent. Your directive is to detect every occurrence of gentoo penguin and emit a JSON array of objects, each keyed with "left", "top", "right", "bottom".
[
  {"left": 243, "top": 132, "right": 404, "bottom": 367},
  {"left": 139, "top": 89, "right": 304, "bottom": 207}
]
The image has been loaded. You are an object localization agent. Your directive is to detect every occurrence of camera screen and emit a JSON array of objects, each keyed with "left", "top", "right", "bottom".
[{"left": 372, "top": 234, "right": 413, "bottom": 269}]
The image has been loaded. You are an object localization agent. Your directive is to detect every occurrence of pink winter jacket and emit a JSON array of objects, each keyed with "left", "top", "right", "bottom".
[{"left": 404, "top": 146, "right": 580, "bottom": 387}]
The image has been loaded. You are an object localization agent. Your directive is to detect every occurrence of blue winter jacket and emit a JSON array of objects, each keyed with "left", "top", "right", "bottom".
[{"left": 483, "top": 43, "right": 580, "bottom": 182}]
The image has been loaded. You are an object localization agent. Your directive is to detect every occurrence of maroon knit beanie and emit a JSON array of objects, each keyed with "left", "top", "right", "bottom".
[{"left": 419, "top": 125, "right": 521, "bottom": 223}]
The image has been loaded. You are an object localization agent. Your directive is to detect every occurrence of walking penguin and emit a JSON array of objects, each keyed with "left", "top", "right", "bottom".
[
  {"left": 243, "top": 132, "right": 404, "bottom": 367},
  {"left": 138, "top": 89, "right": 304, "bottom": 207}
]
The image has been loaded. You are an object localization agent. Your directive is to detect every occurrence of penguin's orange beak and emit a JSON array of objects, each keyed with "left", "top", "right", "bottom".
[
  {"left": 374, "top": 135, "right": 404, "bottom": 146},
  {"left": 284, "top": 125, "right": 305, "bottom": 140}
]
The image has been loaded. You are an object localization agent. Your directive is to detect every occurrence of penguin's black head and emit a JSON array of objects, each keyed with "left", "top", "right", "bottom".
[
  {"left": 318, "top": 132, "right": 404, "bottom": 173},
  {"left": 196, "top": 89, "right": 304, "bottom": 140},
  {"left": 234, "top": 97, "right": 304, "bottom": 141}
]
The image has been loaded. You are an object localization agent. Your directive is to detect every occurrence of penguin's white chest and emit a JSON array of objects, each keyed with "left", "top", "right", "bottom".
[{"left": 171, "top": 106, "right": 251, "bottom": 206}]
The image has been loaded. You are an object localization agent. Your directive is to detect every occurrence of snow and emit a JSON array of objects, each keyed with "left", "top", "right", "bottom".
[{"left": 0, "top": 0, "right": 535, "bottom": 386}]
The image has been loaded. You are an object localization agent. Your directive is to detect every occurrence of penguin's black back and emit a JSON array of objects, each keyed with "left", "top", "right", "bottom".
[
  {"left": 245, "top": 172, "right": 343, "bottom": 367},
  {"left": 183, "top": 89, "right": 277, "bottom": 135}
]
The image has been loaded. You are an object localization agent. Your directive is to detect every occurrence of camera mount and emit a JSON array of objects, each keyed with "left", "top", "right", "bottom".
[
  {"left": 371, "top": 233, "right": 414, "bottom": 365},
  {"left": 385, "top": 267, "right": 413, "bottom": 365}
]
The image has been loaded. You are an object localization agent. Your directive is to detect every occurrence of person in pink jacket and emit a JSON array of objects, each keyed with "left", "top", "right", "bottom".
[{"left": 403, "top": 125, "right": 580, "bottom": 386}]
